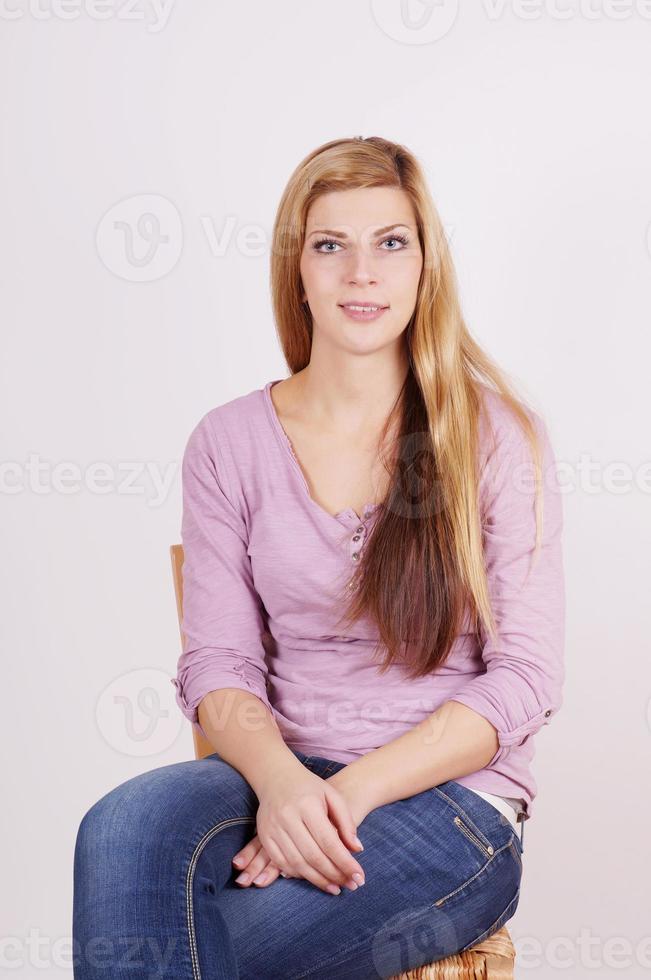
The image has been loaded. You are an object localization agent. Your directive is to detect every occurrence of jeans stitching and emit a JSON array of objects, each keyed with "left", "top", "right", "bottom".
[
  {"left": 432, "top": 838, "right": 511, "bottom": 908},
  {"left": 186, "top": 815, "right": 256, "bottom": 980},
  {"left": 290, "top": 838, "right": 513, "bottom": 979},
  {"left": 459, "top": 886, "right": 521, "bottom": 951},
  {"left": 432, "top": 787, "right": 495, "bottom": 851},
  {"left": 453, "top": 816, "right": 494, "bottom": 860}
]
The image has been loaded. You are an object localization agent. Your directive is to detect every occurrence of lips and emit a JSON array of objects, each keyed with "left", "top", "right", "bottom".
[
  {"left": 338, "top": 303, "right": 390, "bottom": 322},
  {"left": 339, "top": 303, "right": 389, "bottom": 311}
]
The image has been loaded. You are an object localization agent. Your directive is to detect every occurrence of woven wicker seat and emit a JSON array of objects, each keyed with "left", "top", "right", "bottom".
[
  {"left": 389, "top": 925, "right": 514, "bottom": 978},
  {"left": 170, "top": 544, "right": 516, "bottom": 978}
]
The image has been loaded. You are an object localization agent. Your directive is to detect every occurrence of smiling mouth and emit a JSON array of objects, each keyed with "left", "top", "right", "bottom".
[{"left": 338, "top": 303, "right": 389, "bottom": 312}]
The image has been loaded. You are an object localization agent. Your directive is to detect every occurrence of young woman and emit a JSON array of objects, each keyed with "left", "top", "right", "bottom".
[{"left": 73, "top": 136, "right": 565, "bottom": 978}]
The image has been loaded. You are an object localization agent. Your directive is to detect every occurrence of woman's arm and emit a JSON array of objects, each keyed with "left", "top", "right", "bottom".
[
  {"left": 327, "top": 700, "right": 498, "bottom": 821},
  {"left": 172, "top": 411, "right": 364, "bottom": 894},
  {"left": 330, "top": 405, "right": 565, "bottom": 821},
  {"left": 172, "top": 409, "right": 304, "bottom": 783},
  {"left": 197, "top": 688, "right": 305, "bottom": 797}
]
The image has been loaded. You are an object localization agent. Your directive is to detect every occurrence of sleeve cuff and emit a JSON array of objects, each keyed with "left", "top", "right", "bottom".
[
  {"left": 171, "top": 668, "right": 274, "bottom": 729},
  {"left": 448, "top": 692, "right": 557, "bottom": 762}
]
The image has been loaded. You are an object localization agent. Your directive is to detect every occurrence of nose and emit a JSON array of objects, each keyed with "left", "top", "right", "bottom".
[{"left": 344, "top": 252, "right": 379, "bottom": 286}]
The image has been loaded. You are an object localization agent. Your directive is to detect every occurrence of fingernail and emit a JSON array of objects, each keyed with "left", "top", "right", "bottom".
[
  {"left": 354, "top": 837, "right": 364, "bottom": 850},
  {"left": 235, "top": 872, "right": 250, "bottom": 884},
  {"left": 326, "top": 884, "right": 341, "bottom": 895},
  {"left": 232, "top": 857, "right": 244, "bottom": 866},
  {"left": 252, "top": 872, "right": 267, "bottom": 885},
  {"left": 352, "top": 872, "right": 365, "bottom": 886}
]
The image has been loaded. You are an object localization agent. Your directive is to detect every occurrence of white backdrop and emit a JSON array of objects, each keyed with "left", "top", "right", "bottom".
[{"left": 2, "top": 3, "right": 650, "bottom": 978}]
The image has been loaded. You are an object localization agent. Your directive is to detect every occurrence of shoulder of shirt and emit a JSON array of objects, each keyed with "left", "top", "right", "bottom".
[
  {"left": 186, "top": 385, "right": 263, "bottom": 438},
  {"left": 182, "top": 385, "right": 267, "bottom": 471},
  {"left": 185, "top": 383, "right": 544, "bottom": 451}
]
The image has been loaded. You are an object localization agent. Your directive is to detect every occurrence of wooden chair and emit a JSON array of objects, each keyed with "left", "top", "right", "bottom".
[{"left": 170, "top": 543, "right": 516, "bottom": 979}]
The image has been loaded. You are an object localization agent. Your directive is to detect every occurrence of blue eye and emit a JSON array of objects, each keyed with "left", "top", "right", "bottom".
[
  {"left": 312, "top": 238, "right": 342, "bottom": 252},
  {"left": 381, "top": 234, "right": 409, "bottom": 250},
  {"left": 311, "top": 233, "right": 410, "bottom": 253}
]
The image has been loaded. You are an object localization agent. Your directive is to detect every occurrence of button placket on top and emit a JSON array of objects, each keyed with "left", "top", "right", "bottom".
[
  {"left": 349, "top": 522, "right": 367, "bottom": 562},
  {"left": 341, "top": 505, "right": 379, "bottom": 592}
]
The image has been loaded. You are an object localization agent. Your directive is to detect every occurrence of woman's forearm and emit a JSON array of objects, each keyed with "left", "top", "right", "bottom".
[
  {"left": 197, "top": 688, "right": 304, "bottom": 797},
  {"left": 329, "top": 700, "right": 499, "bottom": 817}
]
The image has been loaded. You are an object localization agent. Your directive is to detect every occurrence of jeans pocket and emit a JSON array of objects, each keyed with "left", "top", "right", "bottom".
[
  {"left": 434, "top": 787, "right": 497, "bottom": 858},
  {"left": 452, "top": 813, "right": 496, "bottom": 861}
]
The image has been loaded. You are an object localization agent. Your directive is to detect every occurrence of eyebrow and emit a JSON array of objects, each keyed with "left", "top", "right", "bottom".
[{"left": 307, "top": 223, "right": 413, "bottom": 239}]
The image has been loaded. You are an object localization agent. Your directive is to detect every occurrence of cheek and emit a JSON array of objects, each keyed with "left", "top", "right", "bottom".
[
  {"left": 309, "top": 272, "right": 342, "bottom": 304},
  {"left": 390, "top": 269, "right": 419, "bottom": 304},
  {"left": 301, "top": 256, "right": 339, "bottom": 293},
  {"left": 396, "top": 258, "right": 422, "bottom": 302}
]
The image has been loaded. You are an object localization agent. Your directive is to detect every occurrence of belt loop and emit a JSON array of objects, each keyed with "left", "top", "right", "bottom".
[{"left": 520, "top": 813, "right": 525, "bottom": 853}]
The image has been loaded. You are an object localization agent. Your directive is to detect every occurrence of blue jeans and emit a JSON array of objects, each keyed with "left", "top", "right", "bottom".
[{"left": 73, "top": 748, "right": 522, "bottom": 978}]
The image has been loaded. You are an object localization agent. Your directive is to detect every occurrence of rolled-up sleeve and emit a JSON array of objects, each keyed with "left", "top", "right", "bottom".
[
  {"left": 448, "top": 405, "right": 565, "bottom": 767},
  {"left": 170, "top": 412, "right": 274, "bottom": 741}
]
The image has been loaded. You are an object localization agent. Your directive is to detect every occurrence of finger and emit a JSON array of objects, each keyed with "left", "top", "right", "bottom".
[
  {"left": 251, "top": 860, "right": 282, "bottom": 887},
  {"left": 245, "top": 850, "right": 281, "bottom": 888},
  {"left": 232, "top": 837, "right": 263, "bottom": 871},
  {"left": 257, "top": 833, "right": 296, "bottom": 884},
  {"left": 323, "top": 785, "right": 364, "bottom": 853},
  {"left": 302, "top": 809, "right": 366, "bottom": 885},
  {"left": 234, "top": 847, "right": 272, "bottom": 886},
  {"left": 274, "top": 823, "right": 355, "bottom": 895}
]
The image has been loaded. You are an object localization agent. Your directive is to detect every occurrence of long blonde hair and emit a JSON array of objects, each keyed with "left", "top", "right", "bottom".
[{"left": 270, "top": 135, "right": 545, "bottom": 677}]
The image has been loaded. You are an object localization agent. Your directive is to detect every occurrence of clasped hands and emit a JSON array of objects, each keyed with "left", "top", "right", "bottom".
[{"left": 231, "top": 763, "right": 369, "bottom": 896}]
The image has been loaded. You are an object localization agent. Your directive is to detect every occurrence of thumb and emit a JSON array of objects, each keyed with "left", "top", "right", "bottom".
[{"left": 323, "top": 783, "right": 364, "bottom": 852}]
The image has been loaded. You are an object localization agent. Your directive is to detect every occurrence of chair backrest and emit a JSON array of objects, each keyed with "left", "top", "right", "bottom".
[{"left": 169, "top": 543, "right": 217, "bottom": 761}]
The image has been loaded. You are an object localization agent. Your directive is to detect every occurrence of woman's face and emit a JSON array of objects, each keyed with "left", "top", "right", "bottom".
[{"left": 299, "top": 186, "right": 423, "bottom": 354}]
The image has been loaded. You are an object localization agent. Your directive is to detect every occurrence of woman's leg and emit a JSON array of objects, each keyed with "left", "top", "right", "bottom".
[
  {"left": 72, "top": 750, "right": 269, "bottom": 979},
  {"left": 222, "top": 755, "right": 523, "bottom": 979},
  {"left": 73, "top": 748, "right": 522, "bottom": 979}
]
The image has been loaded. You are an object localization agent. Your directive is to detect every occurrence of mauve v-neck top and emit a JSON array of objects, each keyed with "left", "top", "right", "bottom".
[{"left": 171, "top": 379, "right": 566, "bottom": 822}]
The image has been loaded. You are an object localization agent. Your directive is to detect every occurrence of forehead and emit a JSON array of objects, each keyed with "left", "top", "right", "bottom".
[{"left": 305, "top": 186, "right": 417, "bottom": 233}]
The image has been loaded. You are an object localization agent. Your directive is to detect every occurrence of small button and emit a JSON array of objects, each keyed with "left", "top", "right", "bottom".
[
  {"left": 356, "top": 525, "right": 364, "bottom": 533},
  {"left": 352, "top": 552, "right": 359, "bottom": 561},
  {"left": 352, "top": 534, "right": 361, "bottom": 542},
  {"left": 544, "top": 709, "right": 552, "bottom": 717}
]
